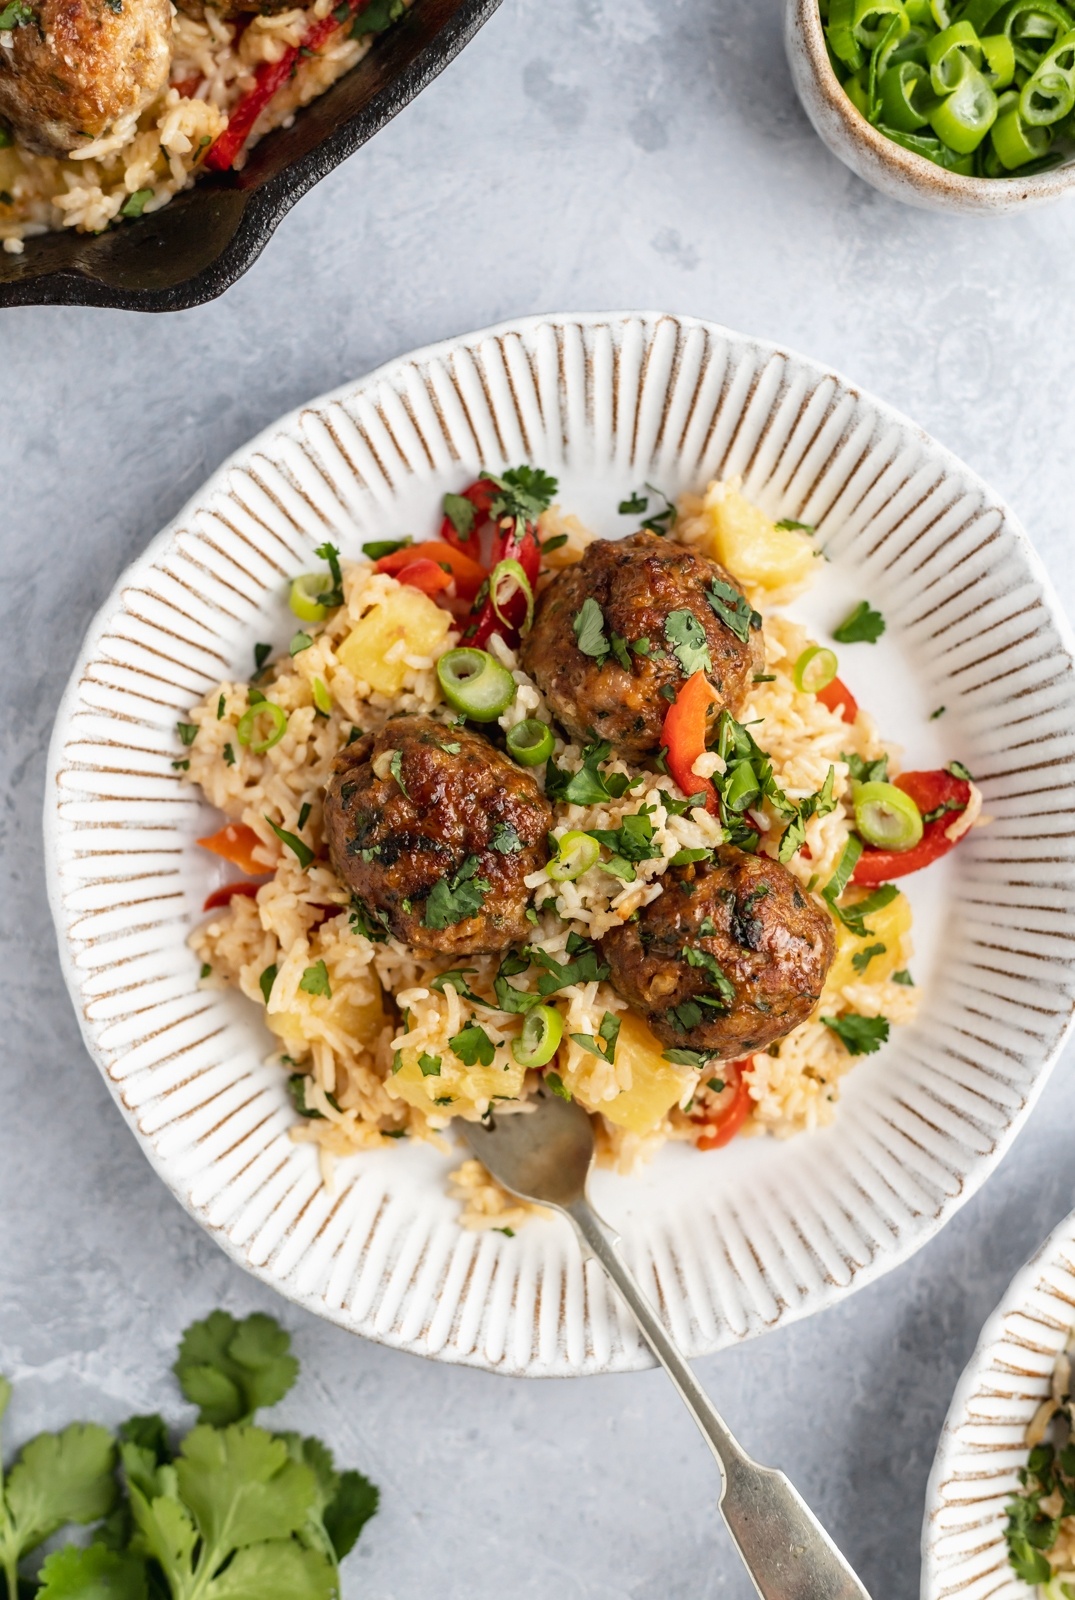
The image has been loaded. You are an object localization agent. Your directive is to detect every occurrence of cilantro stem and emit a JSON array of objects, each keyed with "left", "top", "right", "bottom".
[{"left": 3, "top": 1551, "right": 17, "bottom": 1600}]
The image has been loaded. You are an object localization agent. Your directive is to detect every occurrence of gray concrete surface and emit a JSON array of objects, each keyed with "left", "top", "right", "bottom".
[{"left": 3, "top": 0, "right": 1075, "bottom": 1594}]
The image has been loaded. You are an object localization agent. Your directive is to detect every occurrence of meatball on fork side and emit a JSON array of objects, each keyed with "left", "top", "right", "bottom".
[{"left": 323, "top": 716, "right": 552, "bottom": 957}]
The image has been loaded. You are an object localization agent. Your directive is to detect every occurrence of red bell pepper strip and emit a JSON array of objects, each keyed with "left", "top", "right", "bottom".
[
  {"left": 204, "top": 0, "right": 369, "bottom": 172},
  {"left": 375, "top": 540, "right": 487, "bottom": 602},
  {"left": 817, "top": 676, "right": 859, "bottom": 724},
  {"left": 388, "top": 557, "right": 453, "bottom": 598},
  {"left": 203, "top": 881, "right": 262, "bottom": 911},
  {"left": 851, "top": 769, "right": 973, "bottom": 885},
  {"left": 660, "top": 672, "right": 720, "bottom": 814},
  {"left": 463, "top": 518, "right": 542, "bottom": 648},
  {"left": 197, "top": 822, "right": 265, "bottom": 875},
  {"left": 694, "top": 1062, "right": 753, "bottom": 1150},
  {"left": 439, "top": 479, "right": 498, "bottom": 554}
]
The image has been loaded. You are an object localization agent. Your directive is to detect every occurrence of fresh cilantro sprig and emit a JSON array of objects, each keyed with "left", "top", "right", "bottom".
[
  {"left": 586, "top": 807, "right": 662, "bottom": 883},
  {"left": 485, "top": 466, "right": 558, "bottom": 538},
  {"left": 0, "top": 1312, "right": 378, "bottom": 1600},
  {"left": 572, "top": 597, "right": 610, "bottom": 664},
  {"left": 313, "top": 542, "right": 344, "bottom": 609},
  {"left": 570, "top": 1012, "right": 620, "bottom": 1064},
  {"left": 776, "top": 767, "right": 837, "bottom": 864},
  {"left": 832, "top": 601, "right": 885, "bottom": 645}
]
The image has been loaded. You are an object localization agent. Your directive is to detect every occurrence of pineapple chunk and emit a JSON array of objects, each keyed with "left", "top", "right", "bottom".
[
  {"left": 389, "top": 1047, "right": 527, "bottom": 1117},
  {"left": 564, "top": 1011, "right": 694, "bottom": 1135},
  {"left": 822, "top": 889, "right": 912, "bottom": 999},
  {"left": 266, "top": 984, "right": 385, "bottom": 1054},
  {"left": 704, "top": 487, "right": 815, "bottom": 592},
  {"left": 336, "top": 586, "right": 451, "bottom": 695}
]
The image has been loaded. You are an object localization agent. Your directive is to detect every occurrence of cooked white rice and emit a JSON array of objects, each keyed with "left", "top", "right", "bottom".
[{"left": 184, "top": 484, "right": 926, "bottom": 1227}]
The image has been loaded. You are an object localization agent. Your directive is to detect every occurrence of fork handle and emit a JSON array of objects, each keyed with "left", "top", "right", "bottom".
[{"left": 565, "top": 1197, "right": 872, "bottom": 1600}]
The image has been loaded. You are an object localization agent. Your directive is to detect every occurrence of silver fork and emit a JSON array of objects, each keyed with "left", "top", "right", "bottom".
[{"left": 462, "top": 1092, "right": 873, "bottom": 1600}]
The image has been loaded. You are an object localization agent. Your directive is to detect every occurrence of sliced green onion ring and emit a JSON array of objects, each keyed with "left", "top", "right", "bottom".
[
  {"left": 879, "top": 57, "right": 932, "bottom": 126},
  {"left": 237, "top": 701, "right": 288, "bottom": 753},
  {"left": 991, "top": 95, "right": 1054, "bottom": 163},
  {"left": 312, "top": 676, "right": 333, "bottom": 716},
  {"left": 547, "top": 831, "right": 600, "bottom": 882},
  {"left": 506, "top": 719, "right": 555, "bottom": 767},
  {"left": 512, "top": 1005, "right": 564, "bottom": 1068},
  {"left": 793, "top": 645, "right": 839, "bottom": 695},
  {"left": 436, "top": 648, "right": 517, "bottom": 722},
  {"left": 489, "top": 558, "right": 535, "bottom": 635},
  {"left": 290, "top": 573, "right": 330, "bottom": 623},
  {"left": 853, "top": 780, "right": 924, "bottom": 851},
  {"left": 927, "top": 20, "right": 983, "bottom": 89},
  {"left": 980, "top": 31, "right": 1016, "bottom": 84},
  {"left": 928, "top": 58, "right": 997, "bottom": 150}
]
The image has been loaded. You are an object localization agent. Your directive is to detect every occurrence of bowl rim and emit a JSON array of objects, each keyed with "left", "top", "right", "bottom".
[
  {"left": 920, "top": 1203, "right": 1075, "bottom": 1599},
  {"left": 42, "top": 308, "right": 1075, "bottom": 1374},
  {"left": 0, "top": 0, "right": 503, "bottom": 314},
  {"left": 788, "top": 0, "right": 1075, "bottom": 206}
]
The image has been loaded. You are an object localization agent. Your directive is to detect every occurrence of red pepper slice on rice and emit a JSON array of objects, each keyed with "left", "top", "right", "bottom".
[
  {"left": 693, "top": 1061, "right": 753, "bottom": 1150},
  {"left": 660, "top": 672, "right": 720, "bottom": 814},
  {"left": 375, "top": 540, "right": 487, "bottom": 603},
  {"left": 851, "top": 768, "right": 974, "bottom": 884},
  {"left": 817, "top": 675, "right": 859, "bottom": 724},
  {"left": 203, "top": 880, "right": 262, "bottom": 911},
  {"left": 197, "top": 822, "right": 266, "bottom": 875}
]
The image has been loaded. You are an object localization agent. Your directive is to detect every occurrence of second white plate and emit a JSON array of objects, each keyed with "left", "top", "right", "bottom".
[{"left": 45, "top": 311, "right": 1075, "bottom": 1374}]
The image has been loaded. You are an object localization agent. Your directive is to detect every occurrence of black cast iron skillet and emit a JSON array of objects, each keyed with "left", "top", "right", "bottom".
[{"left": 0, "top": 0, "right": 502, "bottom": 313}]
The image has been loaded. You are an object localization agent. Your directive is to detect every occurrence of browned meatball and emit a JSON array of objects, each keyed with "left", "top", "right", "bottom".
[
  {"left": 521, "top": 532, "right": 763, "bottom": 760},
  {"left": 323, "top": 716, "right": 552, "bottom": 957},
  {"left": 599, "top": 850, "right": 835, "bottom": 1058},
  {"left": 0, "top": 0, "right": 172, "bottom": 156}
]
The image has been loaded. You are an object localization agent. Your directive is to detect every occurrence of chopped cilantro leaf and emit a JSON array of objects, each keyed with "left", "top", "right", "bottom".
[
  {"left": 299, "top": 959, "right": 331, "bottom": 998},
  {"left": 349, "top": 894, "right": 389, "bottom": 942},
  {"left": 290, "top": 630, "right": 313, "bottom": 656},
  {"left": 259, "top": 965, "right": 277, "bottom": 1003},
  {"left": 852, "top": 942, "right": 886, "bottom": 975},
  {"left": 288, "top": 1073, "right": 340, "bottom": 1119},
  {"left": 431, "top": 968, "right": 485, "bottom": 1005},
  {"left": 610, "top": 632, "right": 632, "bottom": 671},
  {"left": 570, "top": 1012, "right": 620, "bottom": 1063},
  {"left": 486, "top": 466, "right": 558, "bottom": 527},
  {"left": 529, "top": 938, "right": 608, "bottom": 997},
  {"left": 682, "top": 945, "right": 735, "bottom": 1005},
  {"left": 892, "top": 969, "right": 915, "bottom": 986},
  {"left": 922, "top": 798, "right": 965, "bottom": 825},
  {"left": 121, "top": 187, "right": 153, "bottom": 220},
  {"left": 351, "top": 0, "right": 405, "bottom": 37},
  {"left": 253, "top": 641, "right": 272, "bottom": 675},
  {"left": 618, "top": 491, "right": 648, "bottom": 515},
  {"left": 639, "top": 483, "right": 677, "bottom": 536},
  {"left": 222, "top": 744, "right": 235, "bottom": 767},
  {"left": 844, "top": 752, "right": 889, "bottom": 784},
  {"left": 832, "top": 883, "right": 899, "bottom": 939},
  {"left": 362, "top": 536, "right": 412, "bottom": 561},
  {"left": 423, "top": 855, "right": 490, "bottom": 929},
  {"left": 491, "top": 821, "right": 524, "bottom": 854},
  {"left": 418, "top": 1052, "right": 442, "bottom": 1077},
  {"left": 217, "top": 693, "right": 226, "bottom": 720},
  {"left": 706, "top": 1076, "right": 726, "bottom": 1093},
  {"left": 832, "top": 601, "right": 886, "bottom": 645},
  {"left": 930, "top": 705, "right": 946, "bottom": 720},
  {"left": 173, "top": 1306, "right": 299, "bottom": 1424},
  {"left": 545, "top": 1072, "right": 571, "bottom": 1100},
  {"left": 662, "top": 1047, "right": 714, "bottom": 1068},
  {"left": 545, "top": 740, "right": 622, "bottom": 806},
  {"left": 573, "top": 596, "right": 610, "bottom": 663},
  {"left": 266, "top": 815, "right": 314, "bottom": 869},
  {"left": 670, "top": 846, "right": 712, "bottom": 866},
  {"left": 822, "top": 1012, "right": 890, "bottom": 1055},
  {"left": 706, "top": 578, "right": 762, "bottom": 644},
  {"left": 389, "top": 748, "right": 409, "bottom": 798},
  {"left": 665, "top": 609, "right": 712, "bottom": 677},
  {"left": 450, "top": 1024, "right": 496, "bottom": 1067},
  {"left": 297, "top": 801, "right": 311, "bottom": 832},
  {"left": 443, "top": 493, "right": 476, "bottom": 540},
  {"left": 542, "top": 533, "right": 569, "bottom": 553},
  {"left": 948, "top": 759, "right": 974, "bottom": 782},
  {"left": 775, "top": 517, "right": 814, "bottom": 533}
]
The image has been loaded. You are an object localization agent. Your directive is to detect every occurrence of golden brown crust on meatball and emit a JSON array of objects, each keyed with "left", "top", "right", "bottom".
[
  {"left": 599, "top": 849, "right": 835, "bottom": 1058},
  {"left": 323, "top": 716, "right": 553, "bottom": 958},
  {"left": 0, "top": 0, "right": 172, "bottom": 155},
  {"left": 520, "top": 532, "right": 764, "bottom": 760}
]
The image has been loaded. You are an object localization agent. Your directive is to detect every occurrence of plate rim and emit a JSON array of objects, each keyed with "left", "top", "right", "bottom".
[{"left": 43, "top": 308, "right": 1075, "bottom": 1375}]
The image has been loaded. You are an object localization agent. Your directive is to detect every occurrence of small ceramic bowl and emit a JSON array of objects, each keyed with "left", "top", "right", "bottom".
[{"left": 784, "top": 0, "right": 1075, "bottom": 214}]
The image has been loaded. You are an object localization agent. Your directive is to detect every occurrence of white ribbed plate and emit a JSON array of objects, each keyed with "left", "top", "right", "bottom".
[
  {"left": 45, "top": 312, "right": 1075, "bottom": 1376},
  {"left": 923, "top": 1208, "right": 1075, "bottom": 1600}
]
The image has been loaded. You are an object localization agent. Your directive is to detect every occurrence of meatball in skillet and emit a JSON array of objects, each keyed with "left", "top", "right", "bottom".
[
  {"left": 0, "top": 0, "right": 171, "bottom": 156},
  {"left": 521, "top": 532, "right": 763, "bottom": 761},
  {"left": 599, "top": 849, "right": 835, "bottom": 1058},
  {"left": 324, "top": 716, "right": 552, "bottom": 957}
]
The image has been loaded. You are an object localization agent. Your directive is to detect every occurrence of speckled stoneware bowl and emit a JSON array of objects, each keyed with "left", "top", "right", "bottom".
[
  {"left": 45, "top": 311, "right": 1075, "bottom": 1376},
  {"left": 785, "top": 0, "right": 1075, "bottom": 214},
  {"left": 923, "top": 1208, "right": 1075, "bottom": 1599}
]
